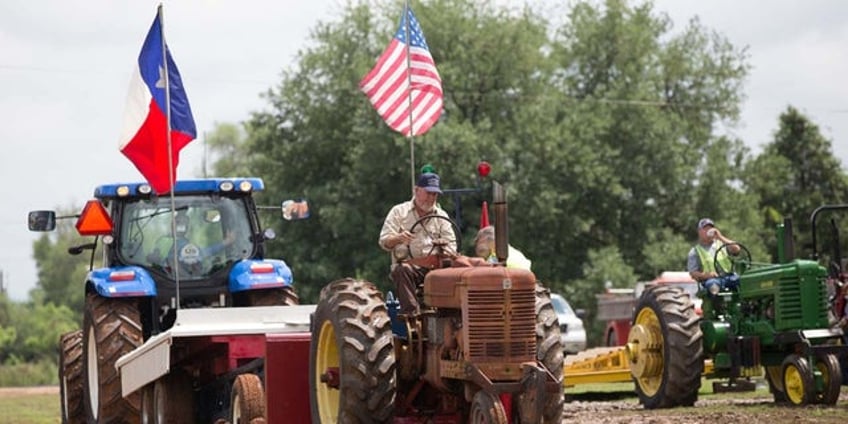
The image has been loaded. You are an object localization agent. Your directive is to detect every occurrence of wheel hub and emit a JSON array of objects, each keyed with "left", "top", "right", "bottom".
[{"left": 627, "top": 322, "right": 662, "bottom": 378}]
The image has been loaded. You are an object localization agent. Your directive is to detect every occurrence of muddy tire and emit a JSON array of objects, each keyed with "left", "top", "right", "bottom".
[
  {"left": 231, "top": 373, "right": 265, "bottom": 423},
  {"left": 59, "top": 330, "right": 84, "bottom": 424},
  {"left": 82, "top": 293, "right": 143, "bottom": 423},
  {"left": 534, "top": 285, "right": 564, "bottom": 423},
  {"left": 469, "top": 390, "right": 507, "bottom": 424},
  {"left": 309, "top": 278, "right": 395, "bottom": 423},
  {"left": 236, "top": 286, "right": 299, "bottom": 306},
  {"left": 629, "top": 284, "right": 703, "bottom": 409},
  {"left": 783, "top": 354, "right": 815, "bottom": 406},
  {"left": 813, "top": 353, "right": 842, "bottom": 405}
]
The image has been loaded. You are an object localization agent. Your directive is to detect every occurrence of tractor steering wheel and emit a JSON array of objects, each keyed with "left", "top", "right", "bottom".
[
  {"left": 406, "top": 214, "right": 462, "bottom": 260},
  {"left": 713, "top": 242, "right": 752, "bottom": 277}
]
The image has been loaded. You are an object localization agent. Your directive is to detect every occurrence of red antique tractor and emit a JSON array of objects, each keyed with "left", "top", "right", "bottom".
[{"left": 308, "top": 183, "right": 564, "bottom": 423}]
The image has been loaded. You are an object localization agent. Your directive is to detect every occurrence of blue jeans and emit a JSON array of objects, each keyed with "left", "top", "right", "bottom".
[{"left": 702, "top": 273, "right": 740, "bottom": 295}]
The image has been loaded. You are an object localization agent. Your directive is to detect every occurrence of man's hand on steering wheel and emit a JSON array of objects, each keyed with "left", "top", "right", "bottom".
[
  {"left": 405, "top": 214, "right": 461, "bottom": 259},
  {"left": 714, "top": 242, "right": 752, "bottom": 277}
]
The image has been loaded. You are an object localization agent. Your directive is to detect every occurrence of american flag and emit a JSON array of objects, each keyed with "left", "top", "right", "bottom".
[{"left": 359, "top": 6, "right": 443, "bottom": 136}]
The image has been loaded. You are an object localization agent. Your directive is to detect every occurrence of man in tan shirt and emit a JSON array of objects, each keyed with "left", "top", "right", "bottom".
[{"left": 379, "top": 172, "right": 457, "bottom": 313}]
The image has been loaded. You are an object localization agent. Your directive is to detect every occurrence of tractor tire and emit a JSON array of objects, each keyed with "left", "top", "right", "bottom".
[
  {"left": 82, "top": 293, "right": 143, "bottom": 423},
  {"left": 813, "top": 353, "right": 842, "bottom": 405},
  {"left": 237, "top": 286, "right": 299, "bottom": 307},
  {"left": 140, "top": 372, "right": 195, "bottom": 423},
  {"left": 764, "top": 365, "right": 789, "bottom": 404},
  {"left": 469, "top": 390, "right": 507, "bottom": 424},
  {"left": 309, "top": 278, "right": 395, "bottom": 423},
  {"left": 59, "top": 330, "right": 84, "bottom": 424},
  {"left": 534, "top": 284, "right": 564, "bottom": 423},
  {"left": 628, "top": 284, "right": 703, "bottom": 409},
  {"left": 231, "top": 373, "right": 266, "bottom": 423},
  {"left": 782, "top": 353, "right": 815, "bottom": 406}
]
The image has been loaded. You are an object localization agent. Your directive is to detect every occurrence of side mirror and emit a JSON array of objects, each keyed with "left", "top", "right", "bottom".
[
  {"left": 28, "top": 210, "right": 56, "bottom": 231},
  {"left": 281, "top": 199, "right": 310, "bottom": 221}
]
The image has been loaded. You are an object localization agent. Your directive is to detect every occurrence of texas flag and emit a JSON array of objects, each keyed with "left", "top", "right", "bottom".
[{"left": 120, "top": 8, "right": 196, "bottom": 194}]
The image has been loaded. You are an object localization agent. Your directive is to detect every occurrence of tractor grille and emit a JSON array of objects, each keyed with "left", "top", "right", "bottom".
[
  {"left": 465, "top": 287, "right": 536, "bottom": 362},
  {"left": 775, "top": 263, "right": 828, "bottom": 331}
]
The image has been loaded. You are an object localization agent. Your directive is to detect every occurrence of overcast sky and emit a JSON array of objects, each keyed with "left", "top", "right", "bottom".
[{"left": 1, "top": 0, "right": 846, "bottom": 301}]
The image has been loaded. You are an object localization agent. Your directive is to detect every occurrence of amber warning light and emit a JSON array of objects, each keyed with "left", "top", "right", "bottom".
[{"left": 75, "top": 200, "right": 114, "bottom": 236}]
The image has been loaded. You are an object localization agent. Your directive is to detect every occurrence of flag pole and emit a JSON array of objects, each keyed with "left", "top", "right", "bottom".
[
  {"left": 158, "top": 3, "right": 181, "bottom": 307},
  {"left": 404, "top": 1, "right": 416, "bottom": 195}
]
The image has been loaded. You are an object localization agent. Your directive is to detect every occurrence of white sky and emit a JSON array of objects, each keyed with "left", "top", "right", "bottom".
[{"left": 1, "top": 0, "right": 846, "bottom": 301}]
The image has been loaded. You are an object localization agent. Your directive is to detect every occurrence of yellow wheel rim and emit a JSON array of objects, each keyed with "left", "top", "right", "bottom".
[
  {"left": 629, "top": 307, "right": 663, "bottom": 397},
  {"left": 784, "top": 363, "right": 806, "bottom": 405},
  {"left": 315, "top": 320, "right": 340, "bottom": 422}
]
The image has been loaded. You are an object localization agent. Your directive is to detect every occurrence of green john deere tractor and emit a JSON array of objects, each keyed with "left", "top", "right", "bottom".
[{"left": 626, "top": 212, "right": 847, "bottom": 408}]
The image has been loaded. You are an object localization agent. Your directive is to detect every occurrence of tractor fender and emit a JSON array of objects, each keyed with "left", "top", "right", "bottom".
[
  {"left": 86, "top": 266, "right": 157, "bottom": 298},
  {"left": 229, "top": 259, "right": 293, "bottom": 293}
]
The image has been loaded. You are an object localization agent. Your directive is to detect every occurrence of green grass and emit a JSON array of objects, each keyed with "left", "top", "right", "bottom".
[{"left": 0, "top": 392, "right": 59, "bottom": 424}]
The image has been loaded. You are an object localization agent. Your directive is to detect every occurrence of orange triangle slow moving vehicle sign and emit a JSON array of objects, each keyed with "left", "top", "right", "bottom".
[{"left": 75, "top": 200, "right": 114, "bottom": 236}]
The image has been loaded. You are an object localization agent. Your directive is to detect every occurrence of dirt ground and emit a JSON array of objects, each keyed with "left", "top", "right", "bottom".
[
  {"left": 3, "top": 385, "right": 848, "bottom": 423},
  {"left": 564, "top": 389, "right": 848, "bottom": 423}
]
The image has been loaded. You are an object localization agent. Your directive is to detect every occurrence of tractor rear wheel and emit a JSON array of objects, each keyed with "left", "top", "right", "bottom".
[
  {"left": 469, "top": 391, "right": 507, "bottom": 424},
  {"left": 236, "top": 286, "right": 299, "bottom": 306},
  {"left": 813, "top": 353, "right": 842, "bottom": 405},
  {"left": 82, "top": 293, "right": 143, "bottom": 423},
  {"left": 628, "top": 284, "right": 703, "bottom": 409},
  {"left": 782, "top": 354, "right": 815, "bottom": 405},
  {"left": 534, "top": 284, "right": 564, "bottom": 423},
  {"left": 231, "top": 373, "right": 266, "bottom": 423},
  {"left": 309, "top": 278, "right": 395, "bottom": 423},
  {"left": 59, "top": 330, "right": 84, "bottom": 424}
]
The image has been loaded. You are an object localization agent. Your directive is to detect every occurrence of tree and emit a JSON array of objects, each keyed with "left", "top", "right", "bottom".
[
  {"left": 201, "top": 122, "right": 253, "bottom": 177},
  {"left": 744, "top": 106, "right": 848, "bottom": 260},
  {"left": 30, "top": 207, "right": 89, "bottom": 316}
]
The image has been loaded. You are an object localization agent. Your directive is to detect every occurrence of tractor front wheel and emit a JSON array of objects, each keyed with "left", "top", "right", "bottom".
[
  {"left": 469, "top": 391, "right": 507, "bottom": 424},
  {"left": 82, "top": 293, "right": 143, "bottom": 423},
  {"left": 628, "top": 284, "right": 703, "bottom": 409},
  {"left": 231, "top": 373, "right": 266, "bottom": 423},
  {"left": 814, "top": 353, "right": 842, "bottom": 405},
  {"left": 59, "top": 330, "right": 84, "bottom": 424},
  {"left": 309, "top": 278, "right": 395, "bottom": 423},
  {"left": 534, "top": 284, "right": 564, "bottom": 423},
  {"left": 783, "top": 354, "right": 815, "bottom": 405}
]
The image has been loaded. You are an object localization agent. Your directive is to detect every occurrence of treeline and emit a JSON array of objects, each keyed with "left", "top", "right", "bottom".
[{"left": 3, "top": 0, "right": 847, "bottom": 382}]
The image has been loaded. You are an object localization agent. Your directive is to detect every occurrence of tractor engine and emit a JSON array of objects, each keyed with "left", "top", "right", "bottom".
[{"left": 417, "top": 265, "right": 538, "bottom": 393}]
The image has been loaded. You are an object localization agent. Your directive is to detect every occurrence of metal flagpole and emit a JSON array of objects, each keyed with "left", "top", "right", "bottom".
[
  {"left": 404, "top": 0, "right": 416, "bottom": 195},
  {"left": 158, "top": 3, "right": 181, "bottom": 308}
]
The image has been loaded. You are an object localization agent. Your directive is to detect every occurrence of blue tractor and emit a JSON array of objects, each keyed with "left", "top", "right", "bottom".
[{"left": 30, "top": 178, "right": 306, "bottom": 423}]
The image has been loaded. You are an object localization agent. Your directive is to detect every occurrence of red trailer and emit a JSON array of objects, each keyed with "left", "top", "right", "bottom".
[{"left": 116, "top": 305, "right": 314, "bottom": 423}]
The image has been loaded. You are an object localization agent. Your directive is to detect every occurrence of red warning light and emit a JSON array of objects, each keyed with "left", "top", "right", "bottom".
[
  {"left": 477, "top": 161, "right": 491, "bottom": 178},
  {"left": 75, "top": 200, "right": 114, "bottom": 236}
]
